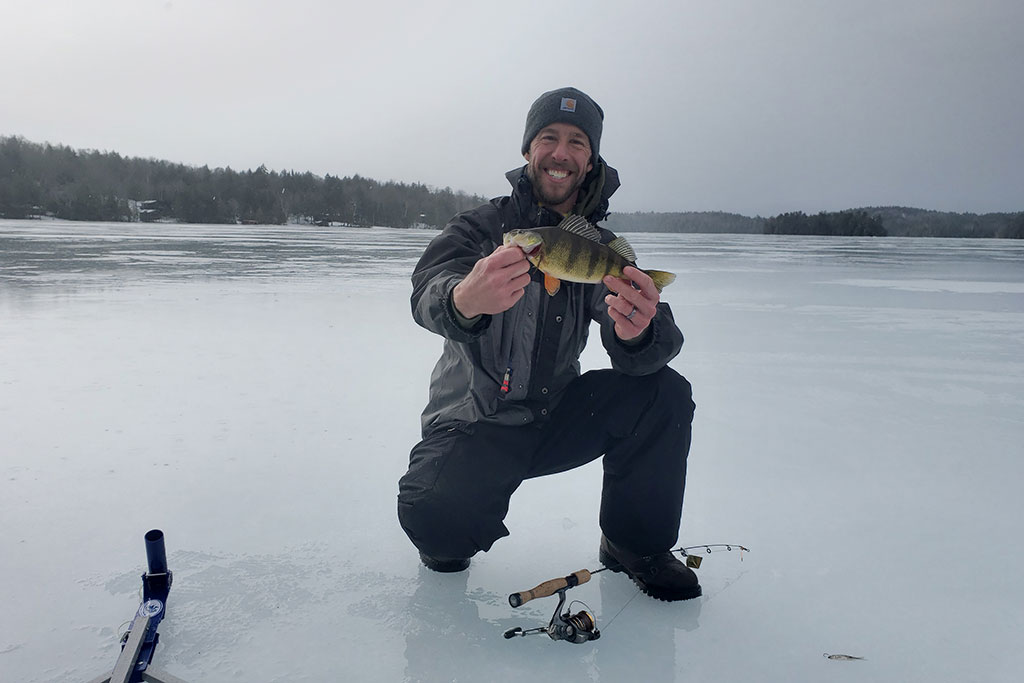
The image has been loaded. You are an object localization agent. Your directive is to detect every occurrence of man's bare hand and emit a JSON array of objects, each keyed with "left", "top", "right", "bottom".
[
  {"left": 604, "top": 266, "right": 659, "bottom": 341},
  {"left": 453, "top": 245, "right": 532, "bottom": 318}
]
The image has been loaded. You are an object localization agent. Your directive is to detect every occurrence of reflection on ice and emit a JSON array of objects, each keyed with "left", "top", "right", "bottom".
[
  {"left": 0, "top": 221, "right": 437, "bottom": 286},
  {"left": 834, "top": 277, "right": 1024, "bottom": 294}
]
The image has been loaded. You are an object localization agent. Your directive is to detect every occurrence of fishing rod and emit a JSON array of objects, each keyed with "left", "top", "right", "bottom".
[{"left": 503, "top": 544, "right": 749, "bottom": 644}]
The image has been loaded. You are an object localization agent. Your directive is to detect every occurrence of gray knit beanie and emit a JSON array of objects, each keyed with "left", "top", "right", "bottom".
[{"left": 521, "top": 87, "right": 604, "bottom": 164}]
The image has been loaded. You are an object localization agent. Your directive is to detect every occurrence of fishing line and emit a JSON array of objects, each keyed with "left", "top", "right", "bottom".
[{"left": 599, "top": 587, "right": 642, "bottom": 634}]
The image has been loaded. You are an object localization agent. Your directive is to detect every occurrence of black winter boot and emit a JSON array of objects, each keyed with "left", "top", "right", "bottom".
[{"left": 599, "top": 535, "right": 701, "bottom": 601}]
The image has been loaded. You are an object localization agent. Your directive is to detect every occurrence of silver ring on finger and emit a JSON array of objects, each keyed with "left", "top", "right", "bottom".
[{"left": 626, "top": 307, "right": 637, "bottom": 320}]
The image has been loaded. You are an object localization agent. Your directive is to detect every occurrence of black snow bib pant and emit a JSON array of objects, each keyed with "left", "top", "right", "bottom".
[{"left": 398, "top": 366, "right": 695, "bottom": 560}]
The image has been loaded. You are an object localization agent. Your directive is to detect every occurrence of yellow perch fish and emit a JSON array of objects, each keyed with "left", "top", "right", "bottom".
[{"left": 503, "top": 214, "right": 676, "bottom": 296}]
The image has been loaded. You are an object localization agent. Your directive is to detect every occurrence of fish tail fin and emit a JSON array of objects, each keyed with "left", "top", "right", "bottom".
[{"left": 644, "top": 269, "right": 676, "bottom": 292}]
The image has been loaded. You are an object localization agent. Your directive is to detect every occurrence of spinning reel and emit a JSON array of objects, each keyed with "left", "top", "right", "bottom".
[
  {"left": 503, "top": 570, "right": 600, "bottom": 644},
  {"left": 501, "top": 544, "right": 749, "bottom": 645}
]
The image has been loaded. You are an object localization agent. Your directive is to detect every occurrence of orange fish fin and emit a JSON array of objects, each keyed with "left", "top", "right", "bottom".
[{"left": 543, "top": 272, "right": 561, "bottom": 296}]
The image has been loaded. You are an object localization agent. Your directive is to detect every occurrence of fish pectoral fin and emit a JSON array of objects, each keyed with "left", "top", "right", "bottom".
[{"left": 543, "top": 272, "right": 561, "bottom": 296}]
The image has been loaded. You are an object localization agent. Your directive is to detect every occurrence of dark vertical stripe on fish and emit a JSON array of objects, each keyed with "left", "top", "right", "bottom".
[
  {"left": 585, "top": 237, "right": 602, "bottom": 279},
  {"left": 565, "top": 233, "right": 584, "bottom": 278}
]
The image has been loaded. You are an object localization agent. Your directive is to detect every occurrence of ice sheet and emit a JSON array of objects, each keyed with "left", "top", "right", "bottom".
[{"left": 2, "top": 222, "right": 1023, "bottom": 682}]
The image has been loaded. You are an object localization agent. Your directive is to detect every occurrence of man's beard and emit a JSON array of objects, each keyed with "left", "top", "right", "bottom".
[{"left": 526, "top": 163, "right": 588, "bottom": 210}]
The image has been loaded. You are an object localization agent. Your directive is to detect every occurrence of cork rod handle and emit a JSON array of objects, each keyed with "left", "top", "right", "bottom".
[{"left": 508, "top": 569, "right": 592, "bottom": 607}]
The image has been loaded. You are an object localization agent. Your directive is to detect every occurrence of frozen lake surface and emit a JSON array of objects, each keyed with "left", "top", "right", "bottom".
[{"left": 2, "top": 220, "right": 1023, "bottom": 682}]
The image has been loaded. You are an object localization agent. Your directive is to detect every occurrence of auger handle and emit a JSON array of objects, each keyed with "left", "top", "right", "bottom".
[{"left": 508, "top": 569, "right": 591, "bottom": 608}]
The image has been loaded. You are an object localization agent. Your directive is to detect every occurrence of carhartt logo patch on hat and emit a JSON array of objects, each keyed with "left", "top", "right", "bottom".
[{"left": 560, "top": 97, "right": 577, "bottom": 113}]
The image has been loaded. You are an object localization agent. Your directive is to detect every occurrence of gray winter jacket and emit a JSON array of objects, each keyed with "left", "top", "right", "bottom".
[{"left": 411, "top": 164, "right": 684, "bottom": 435}]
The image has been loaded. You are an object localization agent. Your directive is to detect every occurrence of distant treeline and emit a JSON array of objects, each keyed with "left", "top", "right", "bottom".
[
  {"left": 763, "top": 210, "right": 887, "bottom": 236},
  {"left": 604, "top": 211, "right": 764, "bottom": 234},
  {"left": 607, "top": 206, "right": 1023, "bottom": 238},
  {"left": 857, "top": 206, "right": 1024, "bottom": 238},
  {"left": 3, "top": 135, "right": 1022, "bottom": 237},
  {"left": 0, "top": 136, "right": 484, "bottom": 227}
]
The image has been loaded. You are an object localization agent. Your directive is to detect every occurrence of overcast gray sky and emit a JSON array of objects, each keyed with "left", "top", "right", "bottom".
[{"left": 2, "top": 0, "right": 1021, "bottom": 217}]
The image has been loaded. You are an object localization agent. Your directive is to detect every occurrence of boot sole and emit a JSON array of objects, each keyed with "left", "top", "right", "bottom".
[
  {"left": 419, "top": 553, "right": 470, "bottom": 573},
  {"left": 599, "top": 547, "right": 702, "bottom": 602}
]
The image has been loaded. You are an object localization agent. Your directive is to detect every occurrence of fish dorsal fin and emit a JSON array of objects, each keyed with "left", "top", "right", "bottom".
[
  {"left": 607, "top": 236, "right": 637, "bottom": 263},
  {"left": 557, "top": 214, "right": 603, "bottom": 243}
]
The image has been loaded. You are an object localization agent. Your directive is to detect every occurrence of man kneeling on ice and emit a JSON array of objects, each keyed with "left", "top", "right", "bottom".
[{"left": 397, "top": 87, "right": 699, "bottom": 601}]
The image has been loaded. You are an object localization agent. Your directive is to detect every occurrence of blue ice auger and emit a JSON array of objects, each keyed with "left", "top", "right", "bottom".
[{"left": 88, "top": 529, "right": 187, "bottom": 683}]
